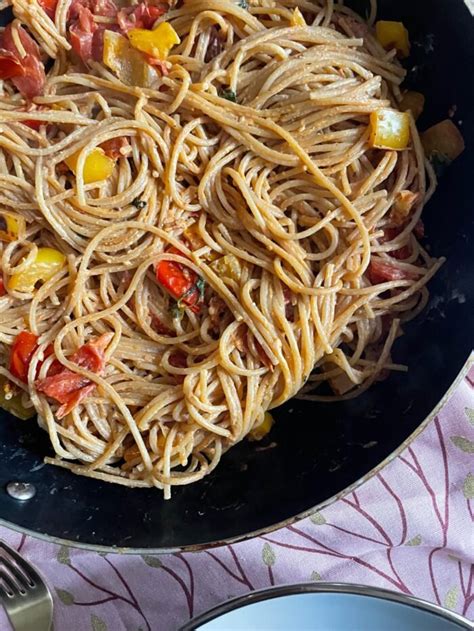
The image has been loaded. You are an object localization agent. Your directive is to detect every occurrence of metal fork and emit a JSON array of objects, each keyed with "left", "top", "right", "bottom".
[{"left": 0, "top": 540, "right": 53, "bottom": 631}]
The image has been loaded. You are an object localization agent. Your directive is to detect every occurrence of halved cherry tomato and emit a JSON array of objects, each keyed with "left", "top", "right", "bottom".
[
  {"left": 100, "top": 137, "right": 130, "bottom": 159},
  {"left": 23, "top": 119, "right": 43, "bottom": 131},
  {"left": 155, "top": 250, "right": 203, "bottom": 313},
  {"left": 10, "top": 332, "right": 39, "bottom": 383},
  {"left": 150, "top": 313, "right": 173, "bottom": 335},
  {"left": 0, "top": 278, "right": 5, "bottom": 297},
  {"left": 368, "top": 259, "right": 418, "bottom": 284},
  {"left": 382, "top": 227, "right": 411, "bottom": 260},
  {"left": 414, "top": 220, "right": 425, "bottom": 239},
  {"left": 38, "top": 0, "right": 58, "bottom": 19},
  {"left": 35, "top": 333, "right": 112, "bottom": 418},
  {"left": 38, "top": 0, "right": 58, "bottom": 18},
  {"left": 169, "top": 351, "right": 187, "bottom": 368},
  {"left": 0, "top": 50, "right": 25, "bottom": 80}
]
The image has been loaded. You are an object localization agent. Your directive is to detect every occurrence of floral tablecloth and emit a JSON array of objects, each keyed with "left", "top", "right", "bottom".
[{"left": 0, "top": 362, "right": 472, "bottom": 631}]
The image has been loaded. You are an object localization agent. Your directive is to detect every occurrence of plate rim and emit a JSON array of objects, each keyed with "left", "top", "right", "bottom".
[
  {"left": 180, "top": 582, "right": 474, "bottom": 630},
  {"left": 0, "top": 352, "right": 472, "bottom": 553}
]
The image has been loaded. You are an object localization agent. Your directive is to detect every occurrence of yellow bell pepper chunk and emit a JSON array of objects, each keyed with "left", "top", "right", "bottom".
[
  {"left": 399, "top": 91, "right": 425, "bottom": 121},
  {"left": 65, "top": 148, "right": 115, "bottom": 185},
  {"left": 183, "top": 223, "right": 206, "bottom": 251},
  {"left": 211, "top": 254, "right": 241, "bottom": 282},
  {"left": 249, "top": 412, "right": 274, "bottom": 442},
  {"left": 421, "top": 119, "right": 465, "bottom": 163},
  {"left": 290, "top": 8, "right": 306, "bottom": 27},
  {"left": 128, "top": 22, "right": 180, "bottom": 60},
  {"left": 0, "top": 211, "right": 26, "bottom": 243},
  {"left": 375, "top": 20, "right": 410, "bottom": 58},
  {"left": 9, "top": 247, "right": 66, "bottom": 294},
  {"left": 103, "top": 30, "right": 158, "bottom": 88},
  {"left": 0, "top": 377, "right": 35, "bottom": 420},
  {"left": 369, "top": 109, "right": 411, "bottom": 150}
]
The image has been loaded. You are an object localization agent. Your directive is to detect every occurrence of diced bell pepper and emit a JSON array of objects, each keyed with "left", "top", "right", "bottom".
[
  {"left": 0, "top": 211, "right": 26, "bottom": 242},
  {"left": 369, "top": 109, "right": 410, "bottom": 150},
  {"left": 183, "top": 223, "right": 206, "bottom": 251},
  {"left": 248, "top": 412, "right": 274, "bottom": 441},
  {"left": 421, "top": 119, "right": 465, "bottom": 163},
  {"left": 210, "top": 254, "right": 241, "bottom": 282},
  {"left": 290, "top": 8, "right": 306, "bottom": 27},
  {"left": 375, "top": 20, "right": 410, "bottom": 57},
  {"left": 128, "top": 22, "right": 180, "bottom": 60},
  {"left": 65, "top": 148, "right": 115, "bottom": 184},
  {"left": 9, "top": 247, "right": 66, "bottom": 293},
  {"left": 399, "top": 91, "right": 425, "bottom": 121},
  {"left": 0, "top": 376, "right": 35, "bottom": 419},
  {"left": 103, "top": 30, "right": 158, "bottom": 88}
]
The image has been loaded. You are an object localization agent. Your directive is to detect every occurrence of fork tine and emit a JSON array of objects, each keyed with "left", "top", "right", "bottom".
[
  {"left": 0, "top": 580, "right": 13, "bottom": 600},
  {"left": 0, "top": 571, "right": 20, "bottom": 598},
  {"left": 0, "top": 556, "right": 30, "bottom": 592},
  {"left": 0, "top": 540, "right": 53, "bottom": 631},
  {"left": 0, "top": 542, "right": 39, "bottom": 587}
]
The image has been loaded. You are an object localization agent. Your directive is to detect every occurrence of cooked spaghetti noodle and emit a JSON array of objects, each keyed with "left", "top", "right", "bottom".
[{"left": 0, "top": 0, "right": 443, "bottom": 496}]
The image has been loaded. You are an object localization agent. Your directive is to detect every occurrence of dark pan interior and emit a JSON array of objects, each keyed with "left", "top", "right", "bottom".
[{"left": 0, "top": 0, "right": 472, "bottom": 550}]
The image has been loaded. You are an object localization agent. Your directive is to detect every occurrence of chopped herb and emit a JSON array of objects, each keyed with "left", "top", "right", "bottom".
[
  {"left": 176, "top": 277, "right": 204, "bottom": 309},
  {"left": 238, "top": 0, "right": 248, "bottom": 8},
  {"left": 429, "top": 152, "right": 451, "bottom": 177},
  {"left": 132, "top": 198, "right": 147, "bottom": 210},
  {"left": 195, "top": 277, "right": 206, "bottom": 302},
  {"left": 220, "top": 88, "right": 237, "bottom": 102},
  {"left": 171, "top": 304, "right": 184, "bottom": 320}
]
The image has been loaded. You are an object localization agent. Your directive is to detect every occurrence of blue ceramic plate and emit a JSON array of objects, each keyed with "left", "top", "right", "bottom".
[{"left": 182, "top": 583, "right": 472, "bottom": 630}]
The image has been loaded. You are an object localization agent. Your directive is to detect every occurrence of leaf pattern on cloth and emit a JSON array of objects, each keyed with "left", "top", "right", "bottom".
[
  {"left": 91, "top": 613, "right": 108, "bottom": 631},
  {"left": 141, "top": 555, "right": 162, "bottom": 569},
  {"left": 0, "top": 364, "right": 471, "bottom": 631},
  {"left": 451, "top": 436, "right": 474, "bottom": 453},
  {"left": 444, "top": 586, "right": 459, "bottom": 611},
  {"left": 463, "top": 473, "right": 474, "bottom": 499},
  {"left": 56, "top": 588, "right": 74, "bottom": 605},
  {"left": 309, "top": 512, "right": 326, "bottom": 525},
  {"left": 262, "top": 543, "right": 276, "bottom": 567},
  {"left": 57, "top": 546, "right": 71, "bottom": 566},
  {"left": 465, "top": 408, "right": 474, "bottom": 426}
]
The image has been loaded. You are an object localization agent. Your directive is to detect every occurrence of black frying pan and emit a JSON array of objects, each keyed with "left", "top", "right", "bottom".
[{"left": 0, "top": 0, "right": 472, "bottom": 551}]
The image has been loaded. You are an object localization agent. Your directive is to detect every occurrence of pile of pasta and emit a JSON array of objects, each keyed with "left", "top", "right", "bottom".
[{"left": 0, "top": 0, "right": 463, "bottom": 495}]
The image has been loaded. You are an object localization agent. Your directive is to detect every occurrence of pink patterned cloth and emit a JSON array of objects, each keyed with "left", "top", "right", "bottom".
[{"left": 0, "top": 365, "right": 472, "bottom": 631}]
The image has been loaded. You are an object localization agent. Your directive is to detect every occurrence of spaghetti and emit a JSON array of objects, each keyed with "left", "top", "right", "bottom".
[{"left": 0, "top": 0, "right": 445, "bottom": 496}]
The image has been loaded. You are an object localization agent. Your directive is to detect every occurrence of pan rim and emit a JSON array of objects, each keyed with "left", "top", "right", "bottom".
[
  {"left": 0, "top": 352, "right": 471, "bottom": 554},
  {"left": 179, "top": 581, "right": 473, "bottom": 630}
]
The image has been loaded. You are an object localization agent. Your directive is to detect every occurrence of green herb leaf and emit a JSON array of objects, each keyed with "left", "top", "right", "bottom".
[
  {"left": 406, "top": 534, "right": 422, "bottom": 546},
  {"left": 132, "top": 197, "right": 147, "bottom": 210},
  {"left": 196, "top": 277, "right": 206, "bottom": 301},
  {"left": 220, "top": 88, "right": 237, "bottom": 102},
  {"left": 171, "top": 303, "right": 184, "bottom": 320},
  {"left": 311, "top": 571, "right": 322, "bottom": 581},
  {"left": 238, "top": 0, "right": 248, "bottom": 8}
]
